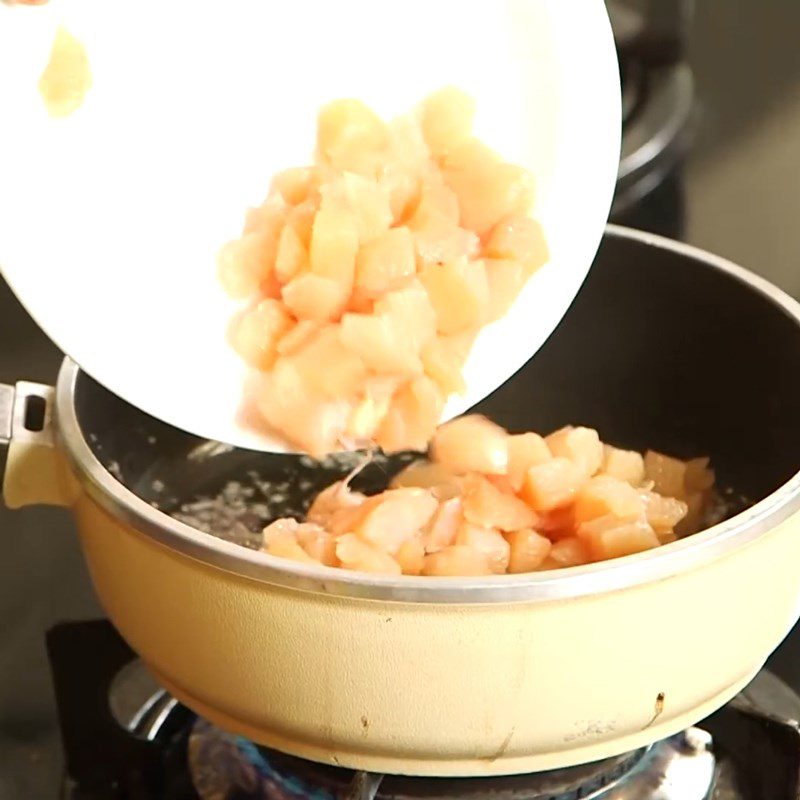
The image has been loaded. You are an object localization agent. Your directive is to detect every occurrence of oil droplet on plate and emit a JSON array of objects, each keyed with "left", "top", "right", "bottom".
[{"left": 38, "top": 25, "right": 91, "bottom": 118}]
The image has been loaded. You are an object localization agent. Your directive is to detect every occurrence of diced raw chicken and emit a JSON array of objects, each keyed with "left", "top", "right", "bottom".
[
  {"left": 421, "top": 496, "right": 463, "bottom": 552},
  {"left": 441, "top": 139, "right": 534, "bottom": 235},
  {"left": 413, "top": 224, "right": 480, "bottom": 268},
  {"left": 507, "top": 432, "right": 552, "bottom": 491},
  {"left": 396, "top": 537, "right": 426, "bottom": 575},
  {"left": 295, "top": 524, "right": 338, "bottom": 566},
  {"left": 281, "top": 273, "right": 349, "bottom": 322},
  {"left": 601, "top": 445, "right": 646, "bottom": 486},
  {"left": 271, "top": 167, "right": 318, "bottom": 205},
  {"left": 375, "top": 377, "right": 444, "bottom": 453},
  {"left": 390, "top": 461, "right": 464, "bottom": 500},
  {"left": 218, "top": 232, "right": 278, "bottom": 299},
  {"left": 461, "top": 475, "right": 537, "bottom": 531},
  {"left": 391, "top": 459, "right": 461, "bottom": 500},
  {"left": 354, "top": 228, "right": 416, "bottom": 296},
  {"left": 420, "top": 86, "right": 476, "bottom": 157},
  {"left": 283, "top": 199, "right": 318, "bottom": 247},
  {"left": 455, "top": 523, "right": 510, "bottom": 574},
  {"left": 419, "top": 259, "right": 489, "bottom": 335},
  {"left": 346, "top": 376, "right": 401, "bottom": 441},
  {"left": 336, "top": 533, "right": 402, "bottom": 575},
  {"left": 484, "top": 258, "right": 528, "bottom": 322},
  {"left": 262, "top": 517, "right": 300, "bottom": 546},
  {"left": 277, "top": 321, "right": 322, "bottom": 357},
  {"left": 256, "top": 361, "right": 350, "bottom": 456},
  {"left": 685, "top": 457, "right": 715, "bottom": 492},
  {"left": 346, "top": 291, "right": 375, "bottom": 314},
  {"left": 578, "top": 516, "right": 661, "bottom": 561},
  {"left": 265, "top": 536, "right": 320, "bottom": 565},
  {"left": 229, "top": 299, "right": 293, "bottom": 372},
  {"left": 573, "top": 475, "right": 644, "bottom": 525},
  {"left": 323, "top": 173, "right": 393, "bottom": 243},
  {"left": 430, "top": 414, "right": 508, "bottom": 475},
  {"left": 676, "top": 491, "right": 705, "bottom": 538},
  {"left": 431, "top": 415, "right": 509, "bottom": 475},
  {"left": 316, "top": 99, "right": 389, "bottom": 174},
  {"left": 406, "top": 172, "right": 479, "bottom": 266},
  {"left": 378, "top": 117, "right": 426, "bottom": 223},
  {"left": 327, "top": 502, "right": 371, "bottom": 537},
  {"left": 255, "top": 414, "right": 717, "bottom": 576},
  {"left": 384, "top": 112, "right": 430, "bottom": 170},
  {"left": 355, "top": 488, "right": 438, "bottom": 555},
  {"left": 484, "top": 215, "right": 548, "bottom": 273},
  {"left": 284, "top": 326, "right": 367, "bottom": 399},
  {"left": 421, "top": 333, "right": 473, "bottom": 395},
  {"left": 244, "top": 197, "right": 288, "bottom": 236},
  {"left": 274, "top": 223, "right": 308, "bottom": 284},
  {"left": 380, "top": 164, "right": 422, "bottom": 224},
  {"left": 549, "top": 536, "right": 590, "bottom": 568},
  {"left": 306, "top": 480, "right": 366, "bottom": 527},
  {"left": 261, "top": 521, "right": 321, "bottom": 566},
  {"left": 222, "top": 91, "right": 546, "bottom": 456},
  {"left": 381, "top": 167, "right": 421, "bottom": 224},
  {"left": 506, "top": 528, "right": 552, "bottom": 573},
  {"left": 644, "top": 451, "right": 688, "bottom": 499},
  {"left": 535, "top": 506, "right": 576, "bottom": 540},
  {"left": 546, "top": 426, "right": 604, "bottom": 478},
  {"left": 423, "top": 545, "right": 493, "bottom": 576},
  {"left": 486, "top": 474, "right": 517, "bottom": 494},
  {"left": 521, "top": 457, "right": 586, "bottom": 511},
  {"left": 309, "top": 202, "right": 359, "bottom": 289},
  {"left": 422, "top": 336, "right": 467, "bottom": 395},
  {"left": 373, "top": 281, "right": 437, "bottom": 354},
  {"left": 532, "top": 557, "right": 561, "bottom": 572},
  {"left": 339, "top": 313, "right": 422, "bottom": 377},
  {"left": 406, "top": 173, "right": 461, "bottom": 230},
  {"left": 640, "top": 490, "right": 688, "bottom": 536}
]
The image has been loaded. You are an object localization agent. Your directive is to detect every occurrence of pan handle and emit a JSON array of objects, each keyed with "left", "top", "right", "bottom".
[{"left": 0, "top": 381, "right": 79, "bottom": 508}]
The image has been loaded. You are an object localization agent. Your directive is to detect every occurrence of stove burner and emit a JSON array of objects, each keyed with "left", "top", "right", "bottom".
[
  {"left": 48, "top": 621, "right": 800, "bottom": 800},
  {"left": 186, "top": 716, "right": 715, "bottom": 800}
]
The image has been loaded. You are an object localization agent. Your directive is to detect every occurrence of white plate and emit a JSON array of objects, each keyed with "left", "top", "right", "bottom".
[{"left": 0, "top": 0, "right": 620, "bottom": 452}]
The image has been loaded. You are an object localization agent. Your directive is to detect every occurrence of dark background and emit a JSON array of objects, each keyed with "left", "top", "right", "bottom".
[
  {"left": 684, "top": 2, "right": 800, "bottom": 296},
  {"left": 1, "top": 2, "right": 799, "bottom": 796}
]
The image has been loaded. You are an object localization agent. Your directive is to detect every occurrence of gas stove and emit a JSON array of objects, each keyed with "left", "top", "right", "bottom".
[{"left": 52, "top": 621, "right": 800, "bottom": 800}]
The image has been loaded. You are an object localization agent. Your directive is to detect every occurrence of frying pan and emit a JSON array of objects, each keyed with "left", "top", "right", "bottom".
[{"left": 3, "top": 227, "right": 800, "bottom": 776}]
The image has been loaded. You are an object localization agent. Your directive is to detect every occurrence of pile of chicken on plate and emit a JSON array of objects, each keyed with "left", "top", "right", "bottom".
[{"left": 219, "top": 89, "right": 546, "bottom": 456}]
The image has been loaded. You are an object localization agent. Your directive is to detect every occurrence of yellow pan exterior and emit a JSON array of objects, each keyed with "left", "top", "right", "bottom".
[{"left": 73, "top": 491, "right": 800, "bottom": 777}]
